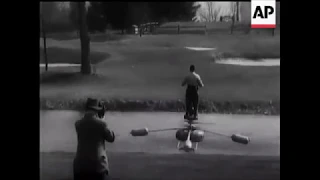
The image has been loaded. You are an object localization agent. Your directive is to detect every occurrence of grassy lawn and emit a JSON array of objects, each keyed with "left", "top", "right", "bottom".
[
  {"left": 131, "top": 34, "right": 280, "bottom": 60},
  {"left": 40, "top": 33, "right": 280, "bottom": 111},
  {"left": 39, "top": 47, "right": 110, "bottom": 64},
  {"left": 43, "top": 30, "right": 280, "bottom": 61}
]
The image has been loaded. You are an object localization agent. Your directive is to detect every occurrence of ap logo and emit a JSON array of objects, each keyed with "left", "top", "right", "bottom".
[{"left": 251, "top": 0, "right": 276, "bottom": 28}]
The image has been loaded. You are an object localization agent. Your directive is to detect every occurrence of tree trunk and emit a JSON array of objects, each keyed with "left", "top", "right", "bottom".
[
  {"left": 78, "top": 2, "right": 91, "bottom": 75},
  {"left": 40, "top": 15, "right": 48, "bottom": 72},
  {"left": 236, "top": 2, "right": 240, "bottom": 21},
  {"left": 230, "top": 16, "right": 235, "bottom": 34},
  {"left": 230, "top": 2, "right": 236, "bottom": 34}
]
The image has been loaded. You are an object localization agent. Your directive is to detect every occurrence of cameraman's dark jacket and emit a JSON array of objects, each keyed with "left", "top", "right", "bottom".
[{"left": 73, "top": 112, "right": 115, "bottom": 174}]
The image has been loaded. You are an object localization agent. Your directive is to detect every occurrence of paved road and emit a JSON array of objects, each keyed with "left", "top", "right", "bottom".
[
  {"left": 40, "top": 111, "right": 280, "bottom": 180},
  {"left": 40, "top": 152, "right": 280, "bottom": 180},
  {"left": 40, "top": 111, "right": 280, "bottom": 156}
]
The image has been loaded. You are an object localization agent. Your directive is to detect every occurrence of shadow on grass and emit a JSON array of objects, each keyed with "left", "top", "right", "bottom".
[
  {"left": 40, "top": 72, "right": 78, "bottom": 84},
  {"left": 39, "top": 47, "right": 110, "bottom": 64},
  {"left": 90, "top": 33, "right": 129, "bottom": 42},
  {"left": 44, "top": 32, "right": 78, "bottom": 41},
  {"left": 40, "top": 72, "right": 107, "bottom": 85},
  {"left": 42, "top": 32, "right": 129, "bottom": 42}
]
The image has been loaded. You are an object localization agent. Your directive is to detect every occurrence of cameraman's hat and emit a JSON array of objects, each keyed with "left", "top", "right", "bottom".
[{"left": 85, "top": 98, "right": 104, "bottom": 111}]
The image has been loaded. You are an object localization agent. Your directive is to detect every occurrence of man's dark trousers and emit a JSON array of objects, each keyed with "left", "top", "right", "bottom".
[{"left": 185, "top": 85, "right": 199, "bottom": 117}]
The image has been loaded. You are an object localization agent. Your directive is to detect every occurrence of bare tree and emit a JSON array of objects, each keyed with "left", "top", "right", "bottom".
[
  {"left": 78, "top": 2, "right": 91, "bottom": 74},
  {"left": 198, "top": 2, "right": 221, "bottom": 22},
  {"left": 199, "top": 12, "right": 209, "bottom": 22},
  {"left": 229, "top": 2, "right": 237, "bottom": 34},
  {"left": 40, "top": 2, "right": 49, "bottom": 72},
  {"left": 212, "top": 5, "right": 221, "bottom": 22},
  {"left": 236, "top": 2, "right": 240, "bottom": 21},
  {"left": 207, "top": 2, "right": 213, "bottom": 21}
]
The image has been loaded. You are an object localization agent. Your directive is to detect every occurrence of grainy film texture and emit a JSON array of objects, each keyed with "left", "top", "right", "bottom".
[{"left": 40, "top": 1, "right": 280, "bottom": 180}]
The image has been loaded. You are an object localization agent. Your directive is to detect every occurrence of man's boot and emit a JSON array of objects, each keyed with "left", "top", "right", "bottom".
[{"left": 194, "top": 108, "right": 198, "bottom": 120}]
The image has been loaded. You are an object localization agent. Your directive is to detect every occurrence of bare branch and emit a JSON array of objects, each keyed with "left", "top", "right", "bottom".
[
  {"left": 199, "top": 11, "right": 209, "bottom": 22},
  {"left": 212, "top": 6, "right": 221, "bottom": 21},
  {"left": 206, "top": 2, "right": 213, "bottom": 22},
  {"left": 229, "top": 2, "right": 237, "bottom": 16},
  {"left": 229, "top": 2, "right": 236, "bottom": 34},
  {"left": 198, "top": 2, "right": 222, "bottom": 22}
]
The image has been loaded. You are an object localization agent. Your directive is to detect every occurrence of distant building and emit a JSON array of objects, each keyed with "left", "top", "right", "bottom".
[{"left": 239, "top": 2, "right": 280, "bottom": 25}]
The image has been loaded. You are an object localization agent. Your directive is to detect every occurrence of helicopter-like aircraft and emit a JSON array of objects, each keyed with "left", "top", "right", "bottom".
[{"left": 130, "top": 116, "right": 250, "bottom": 152}]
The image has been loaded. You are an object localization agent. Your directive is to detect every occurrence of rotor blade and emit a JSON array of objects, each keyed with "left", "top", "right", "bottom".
[
  {"left": 184, "top": 120, "right": 216, "bottom": 125},
  {"left": 148, "top": 128, "right": 181, "bottom": 132},
  {"left": 203, "top": 130, "right": 251, "bottom": 144},
  {"left": 191, "top": 122, "right": 216, "bottom": 125},
  {"left": 202, "top": 129, "right": 231, "bottom": 138}
]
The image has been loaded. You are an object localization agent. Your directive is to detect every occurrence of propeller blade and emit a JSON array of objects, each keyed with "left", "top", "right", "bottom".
[
  {"left": 148, "top": 128, "right": 181, "bottom": 132},
  {"left": 130, "top": 127, "right": 180, "bottom": 136},
  {"left": 202, "top": 129, "right": 231, "bottom": 138},
  {"left": 202, "top": 129, "right": 250, "bottom": 144},
  {"left": 191, "top": 122, "right": 216, "bottom": 125}
]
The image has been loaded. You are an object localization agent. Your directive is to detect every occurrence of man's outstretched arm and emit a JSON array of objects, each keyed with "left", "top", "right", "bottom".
[{"left": 197, "top": 77, "right": 204, "bottom": 87}]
